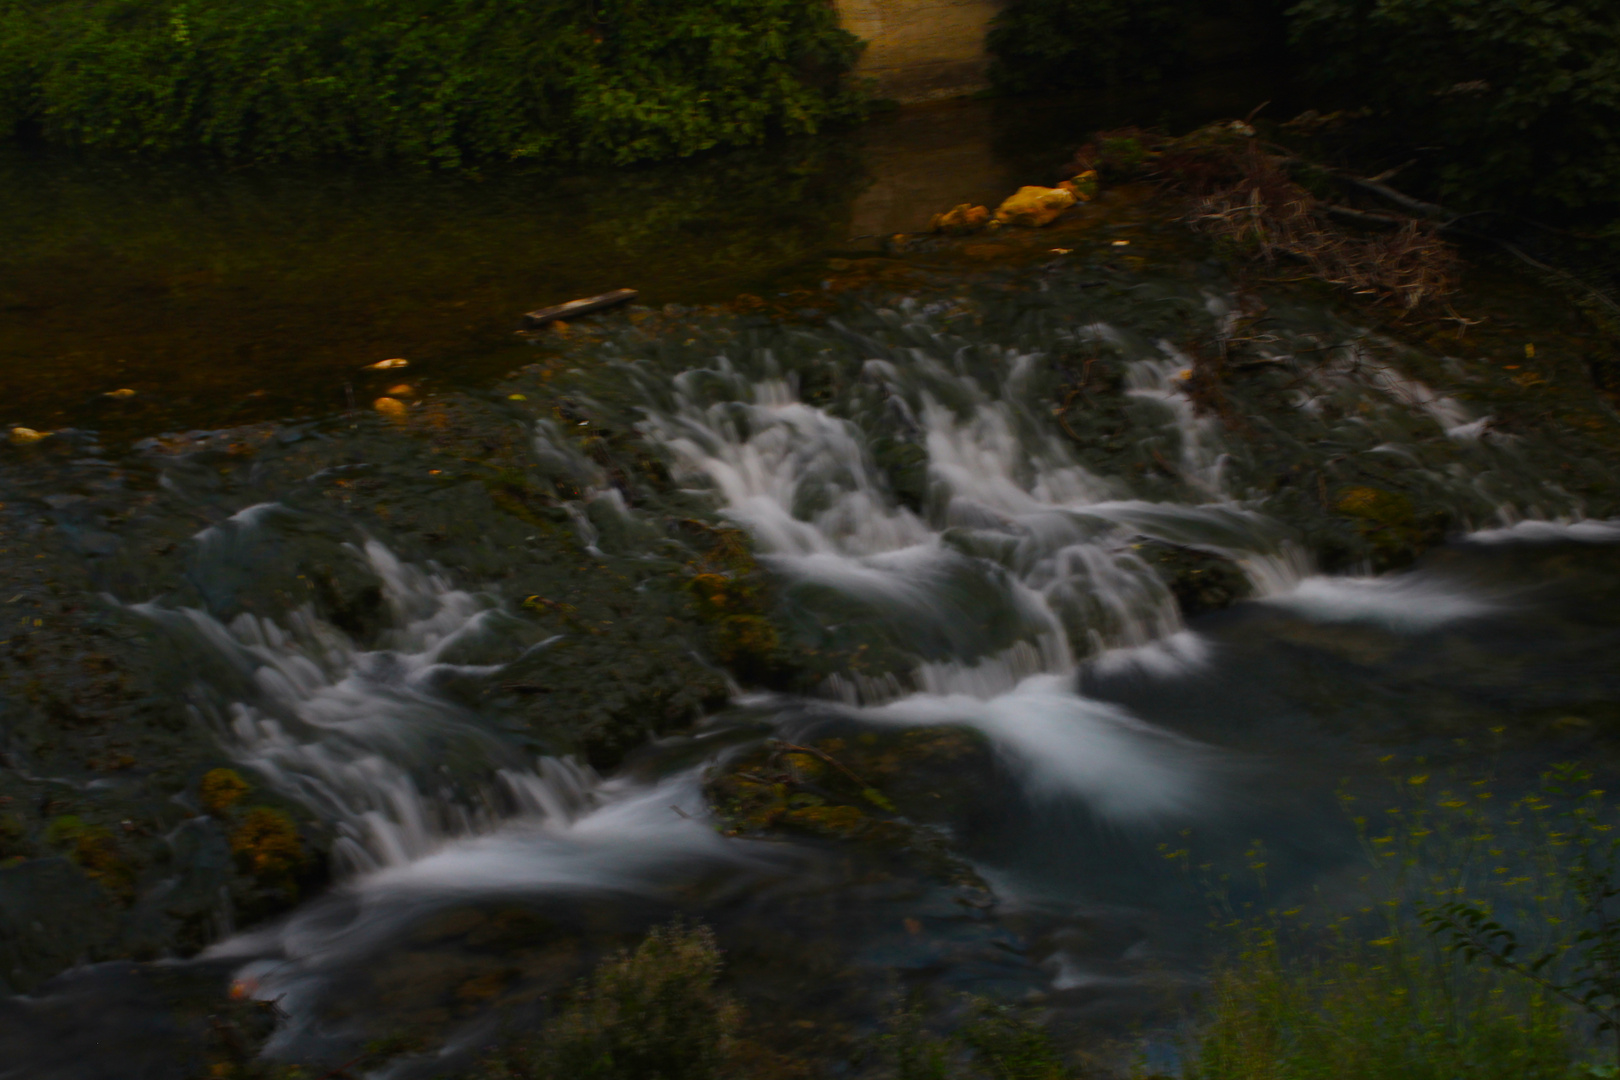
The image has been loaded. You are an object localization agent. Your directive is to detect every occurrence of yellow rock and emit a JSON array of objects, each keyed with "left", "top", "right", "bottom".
[
  {"left": 993, "top": 186, "right": 1078, "bottom": 227},
  {"left": 365, "top": 358, "right": 409, "bottom": 370},
  {"left": 373, "top": 396, "right": 408, "bottom": 420},
  {"left": 103, "top": 388, "right": 136, "bottom": 399},
  {"left": 931, "top": 203, "right": 991, "bottom": 235},
  {"left": 9, "top": 427, "right": 48, "bottom": 444},
  {"left": 385, "top": 383, "right": 413, "bottom": 396}
]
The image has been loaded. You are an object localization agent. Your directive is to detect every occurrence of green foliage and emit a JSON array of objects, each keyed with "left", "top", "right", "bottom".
[
  {"left": 474, "top": 920, "right": 741, "bottom": 1080},
  {"left": 876, "top": 995, "right": 1071, "bottom": 1080},
  {"left": 0, "top": 0, "right": 862, "bottom": 166},
  {"left": 1173, "top": 762, "right": 1620, "bottom": 1080},
  {"left": 1180, "top": 927, "right": 1574, "bottom": 1080},
  {"left": 1286, "top": 0, "right": 1620, "bottom": 219},
  {"left": 957, "top": 1000, "right": 1068, "bottom": 1080},
  {"left": 880, "top": 997, "right": 954, "bottom": 1080},
  {"left": 986, "top": 0, "right": 1186, "bottom": 92},
  {"left": 1421, "top": 764, "right": 1620, "bottom": 1066}
]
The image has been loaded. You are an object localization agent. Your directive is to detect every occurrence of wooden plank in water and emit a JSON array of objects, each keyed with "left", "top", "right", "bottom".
[{"left": 522, "top": 288, "right": 637, "bottom": 328}]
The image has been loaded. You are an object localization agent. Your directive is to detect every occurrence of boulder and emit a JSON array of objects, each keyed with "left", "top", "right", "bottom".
[{"left": 993, "top": 186, "right": 1078, "bottom": 227}]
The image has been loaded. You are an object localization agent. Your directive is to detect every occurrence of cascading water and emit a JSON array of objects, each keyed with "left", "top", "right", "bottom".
[{"left": 14, "top": 262, "right": 1619, "bottom": 1078}]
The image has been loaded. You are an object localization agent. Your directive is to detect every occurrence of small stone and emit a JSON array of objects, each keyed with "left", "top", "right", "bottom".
[
  {"left": 103, "top": 388, "right": 136, "bottom": 399},
  {"left": 365, "top": 358, "right": 409, "bottom": 370},
  {"left": 9, "top": 427, "right": 47, "bottom": 444},
  {"left": 385, "top": 384, "right": 413, "bottom": 396},
  {"left": 373, "top": 396, "right": 408, "bottom": 420},
  {"left": 993, "top": 186, "right": 1078, "bottom": 227},
  {"left": 930, "top": 203, "right": 991, "bottom": 235}
]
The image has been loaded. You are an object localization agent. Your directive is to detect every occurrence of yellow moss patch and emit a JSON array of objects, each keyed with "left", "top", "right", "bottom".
[
  {"left": 1335, "top": 485, "right": 1415, "bottom": 526},
  {"left": 712, "top": 615, "right": 779, "bottom": 668},
  {"left": 199, "top": 767, "right": 251, "bottom": 815},
  {"left": 230, "top": 807, "right": 305, "bottom": 886},
  {"left": 786, "top": 804, "right": 868, "bottom": 836},
  {"left": 45, "top": 815, "right": 134, "bottom": 899}
]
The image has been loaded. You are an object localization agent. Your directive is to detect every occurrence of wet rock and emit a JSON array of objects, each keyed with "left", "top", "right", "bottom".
[
  {"left": 1334, "top": 485, "right": 1446, "bottom": 570},
  {"left": 0, "top": 857, "right": 119, "bottom": 993},
  {"left": 373, "top": 395, "right": 408, "bottom": 420},
  {"left": 308, "top": 562, "right": 388, "bottom": 643},
  {"left": 1135, "top": 540, "right": 1253, "bottom": 618},
  {"left": 993, "top": 186, "right": 1078, "bottom": 227},
  {"left": 705, "top": 727, "right": 1000, "bottom": 894}
]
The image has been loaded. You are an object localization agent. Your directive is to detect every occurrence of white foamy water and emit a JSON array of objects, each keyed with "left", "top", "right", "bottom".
[
  {"left": 120, "top": 292, "right": 1585, "bottom": 1062},
  {"left": 1466, "top": 518, "right": 1620, "bottom": 545},
  {"left": 1260, "top": 573, "right": 1500, "bottom": 632},
  {"left": 139, "top": 535, "right": 541, "bottom": 874},
  {"left": 208, "top": 767, "right": 777, "bottom": 1056},
  {"left": 860, "top": 669, "right": 1213, "bottom": 820}
]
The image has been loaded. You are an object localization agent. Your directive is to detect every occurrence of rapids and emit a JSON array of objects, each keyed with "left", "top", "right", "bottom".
[{"left": 4, "top": 202, "right": 1620, "bottom": 1079}]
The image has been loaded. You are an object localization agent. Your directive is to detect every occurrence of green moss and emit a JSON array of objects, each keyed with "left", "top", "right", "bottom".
[
  {"left": 704, "top": 731, "right": 991, "bottom": 888},
  {"left": 1333, "top": 485, "right": 1441, "bottom": 568},
  {"left": 45, "top": 815, "right": 135, "bottom": 899},
  {"left": 685, "top": 529, "right": 784, "bottom": 680},
  {"left": 0, "top": 813, "right": 31, "bottom": 862}
]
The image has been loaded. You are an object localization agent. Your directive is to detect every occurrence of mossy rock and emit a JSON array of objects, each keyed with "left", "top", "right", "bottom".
[
  {"left": 1334, "top": 485, "right": 1447, "bottom": 570},
  {"left": 704, "top": 728, "right": 998, "bottom": 891},
  {"left": 1134, "top": 539, "right": 1252, "bottom": 618}
]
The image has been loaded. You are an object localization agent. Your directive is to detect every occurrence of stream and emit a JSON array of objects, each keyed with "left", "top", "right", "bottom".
[{"left": 3, "top": 92, "right": 1620, "bottom": 1080}]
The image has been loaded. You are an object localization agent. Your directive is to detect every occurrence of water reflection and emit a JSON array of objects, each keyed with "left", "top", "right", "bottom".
[{"left": 0, "top": 74, "right": 1285, "bottom": 443}]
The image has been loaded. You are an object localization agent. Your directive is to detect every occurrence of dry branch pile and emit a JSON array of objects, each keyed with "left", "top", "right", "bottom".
[{"left": 1081, "top": 123, "right": 1459, "bottom": 310}]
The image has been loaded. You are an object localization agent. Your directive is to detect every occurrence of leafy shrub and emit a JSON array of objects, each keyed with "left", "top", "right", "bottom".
[
  {"left": 476, "top": 920, "right": 741, "bottom": 1080},
  {"left": 1286, "top": 0, "right": 1620, "bottom": 222},
  {"left": 1182, "top": 927, "right": 1574, "bottom": 1080},
  {"left": 986, "top": 0, "right": 1186, "bottom": 92},
  {"left": 0, "top": 0, "right": 862, "bottom": 166},
  {"left": 875, "top": 995, "right": 1071, "bottom": 1080},
  {"left": 1175, "top": 763, "right": 1620, "bottom": 1080}
]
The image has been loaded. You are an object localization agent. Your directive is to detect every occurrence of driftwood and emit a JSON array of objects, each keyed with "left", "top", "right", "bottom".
[{"left": 522, "top": 288, "right": 637, "bottom": 329}]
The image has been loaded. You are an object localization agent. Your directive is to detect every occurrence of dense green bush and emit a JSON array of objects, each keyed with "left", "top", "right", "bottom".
[
  {"left": 985, "top": 0, "right": 1185, "bottom": 93},
  {"left": 0, "top": 0, "right": 861, "bottom": 166},
  {"left": 1287, "top": 0, "right": 1620, "bottom": 223}
]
